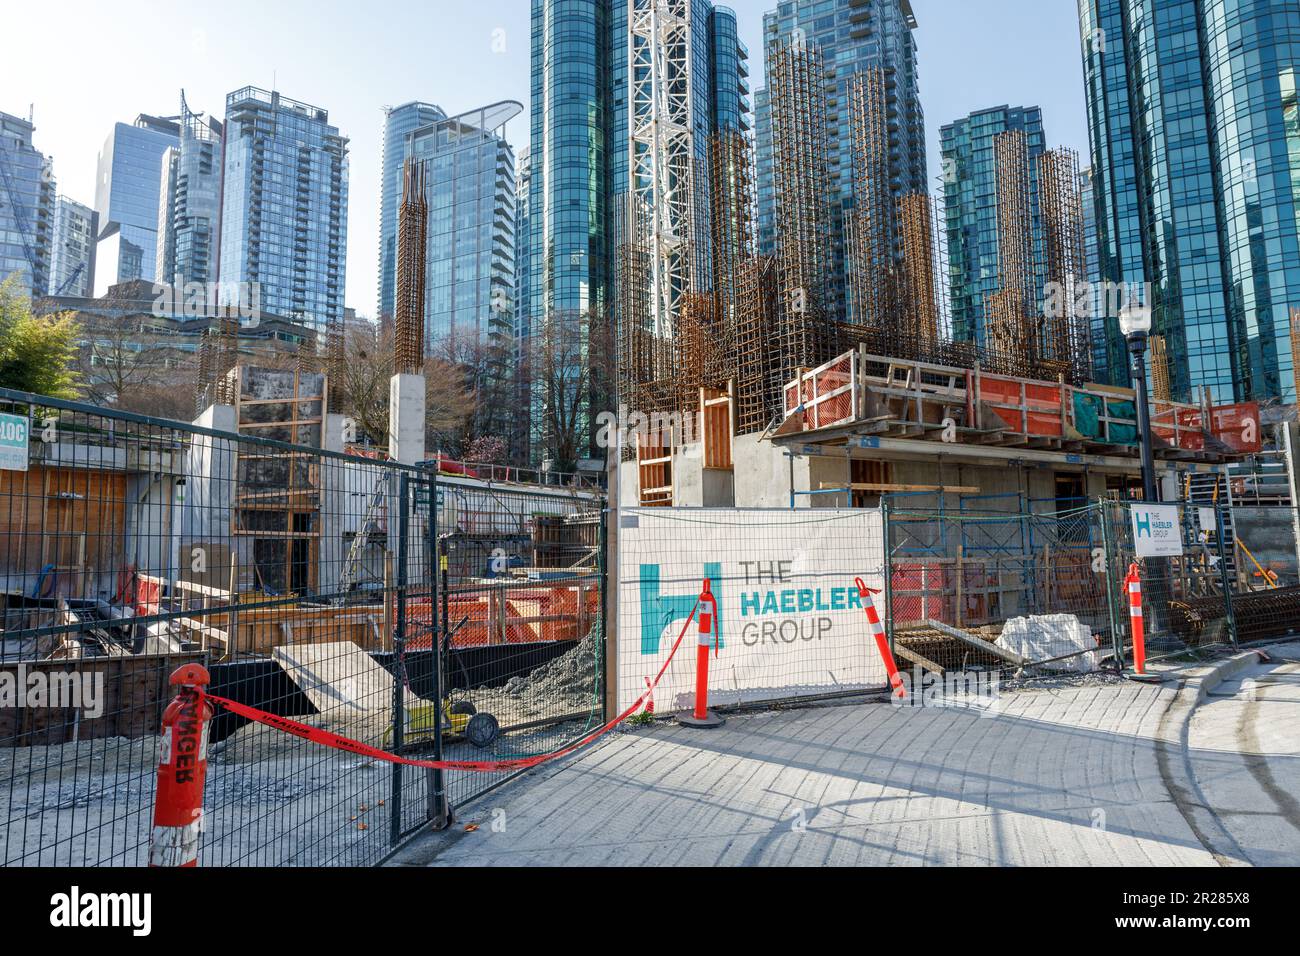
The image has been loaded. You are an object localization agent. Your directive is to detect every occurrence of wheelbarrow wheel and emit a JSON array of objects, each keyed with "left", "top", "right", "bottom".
[{"left": 465, "top": 713, "right": 500, "bottom": 749}]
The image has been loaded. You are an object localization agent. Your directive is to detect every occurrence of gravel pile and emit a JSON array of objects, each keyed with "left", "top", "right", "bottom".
[{"left": 466, "top": 626, "right": 602, "bottom": 724}]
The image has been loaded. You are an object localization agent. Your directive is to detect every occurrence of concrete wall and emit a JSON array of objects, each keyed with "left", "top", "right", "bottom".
[{"left": 181, "top": 404, "right": 241, "bottom": 588}]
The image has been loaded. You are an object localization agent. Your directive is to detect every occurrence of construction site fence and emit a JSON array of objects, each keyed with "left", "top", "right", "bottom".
[
  {"left": 883, "top": 494, "right": 1300, "bottom": 678},
  {"left": 0, "top": 387, "right": 607, "bottom": 866}
]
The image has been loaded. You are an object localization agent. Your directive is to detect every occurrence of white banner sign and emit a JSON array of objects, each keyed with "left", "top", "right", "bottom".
[
  {"left": 1130, "top": 503, "right": 1183, "bottom": 557},
  {"left": 616, "top": 508, "right": 887, "bottom": 711}
]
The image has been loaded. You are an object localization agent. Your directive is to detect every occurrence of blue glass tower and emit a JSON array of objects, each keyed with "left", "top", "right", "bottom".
[
  {"left": 940, "top": 106, "right": 1046, "bottom": 346},
  {"left": 93, "top": 114, "right": 178, "bottom": 293},
  {"left": 218, "top": 88, "right": 349, "bottom": 337},
  {"left": 378, "top": 101, "right": 445, "bottom": 321},
  {"left": 407, "top": 101, "right": 520, "bottom": 353},
  {"left": 527, "top": 0, "right": 750, "bottom": 465},
  {"left": 1079, "top": 0, "right": 1300, "bottom": 402}
]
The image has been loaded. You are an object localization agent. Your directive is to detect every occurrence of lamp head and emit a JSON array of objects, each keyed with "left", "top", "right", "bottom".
[{"left": 1119, "top": 303, "right": 1152, "bottom": 339}]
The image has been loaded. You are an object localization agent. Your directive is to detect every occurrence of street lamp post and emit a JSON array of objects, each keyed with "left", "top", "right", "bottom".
[
  {"left": 1119, "top": 305, "right": 1159, "bottom": 504},
  {"left": 1119, "top": 303, "right": 1169, "bottom": 646}
]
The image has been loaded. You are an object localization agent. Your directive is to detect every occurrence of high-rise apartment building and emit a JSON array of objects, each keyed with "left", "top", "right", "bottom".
[
  {"left": 218, "top": 88, "right": 349, "bottom": 336},
  {"left": 49, "top": 195, "right": 96, "bottom": 298},
  {"left": 754, "top": 0, "right": 925, "bottom": 321},
  {"left": 407, "top": 101, "right": 520, "bottom": 353},
  {"left": 157, "top": 94, "right": 223, "bottom": 288},
  {"left": 93, "top": 114, "right": 179, "bottom": 294},
  {"left": 940, "top": 106, "right": 1046, "bottom": 345},
  {"left": 1079, "top": 0, "right": 1300, "bottom": 401},
  {"left": 378, "top": 101, "right": 445, "bottom": 321},
  {"left": 0, "top": 110, "right": 54, "bottom": 297}
]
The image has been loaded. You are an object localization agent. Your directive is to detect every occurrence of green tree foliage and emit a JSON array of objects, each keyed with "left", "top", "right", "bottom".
[{"left": 0, "top": 273, "right": 79, "bottom": 398}]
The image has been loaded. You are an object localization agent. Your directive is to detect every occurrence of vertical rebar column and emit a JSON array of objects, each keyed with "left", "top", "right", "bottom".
[
  {"left": 898, "top": 192, "right": 940, "bottom": 351},
  {"left": 708, "top": 128, "right": 753, "bottom": 388},
  {"left": 1038, "top": 146, "right": 1090, "bottom": 382},
  {"left": 395, "top": 158, "right": 428, "bottom": 376},
  {"left": 991, "top": 130, "right": 1035, "bottom": 371},
  {"left": 848, "top": 67, "right": 896, "bottom": 334},
  {"left": 770, "top": 37, "right": 832, "bottom": 375}
]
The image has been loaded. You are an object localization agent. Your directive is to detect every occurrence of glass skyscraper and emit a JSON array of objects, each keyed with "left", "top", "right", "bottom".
[
  {"left": 406, "top": 101, "right": 520, "bottom": 353},
  {"left": 754, "top": 0, "right": 926, "bottom": 321},
  {"left": 940, "top": 106, "right": 1046, "bottom": 346},
  {"left": 0, "top": 110, "right": 54, "bottom": 297},
  {"left": 93, "top": 114, "right": 179, "bottom": 294},
  {"left": 156, "top": 96, "right": 222, "bottom": 288},
  {"left": 1079, "top": 0, "right": 1300, "bottom": 402},
  {"left": 378, "top": 101, "right": 445, "bottom": 321},
  {"left": 218, "top": 88, "right": 349, "bottom": 336}
]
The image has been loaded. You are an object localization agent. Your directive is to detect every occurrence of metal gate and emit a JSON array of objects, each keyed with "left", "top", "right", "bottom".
[{"left": 0, "top": 387, "right": 605, "bottom": 866}]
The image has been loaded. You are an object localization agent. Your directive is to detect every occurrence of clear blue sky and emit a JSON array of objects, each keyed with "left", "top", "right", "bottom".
[{"left": 1, "top": 0, "right": 1088, "bottom": 319}]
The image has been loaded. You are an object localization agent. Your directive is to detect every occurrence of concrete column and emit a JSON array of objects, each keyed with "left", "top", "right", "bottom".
[
  {"left": 389, "top": 373, "right": 426, "bottom": 465},
  {"left": 184, "top": 404, "right": 239, "bottom": 588},
  {"left": 320, "top": 413, "right": 348, "bottom": 592},
  {"left": 387, "top": 374, "right": 426, "bottom": 586}
]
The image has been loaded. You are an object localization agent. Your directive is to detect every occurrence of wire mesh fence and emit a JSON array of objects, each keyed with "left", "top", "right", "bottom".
[
  {"left": 0, "top": 384, "right": 606, "bottom": 866},
  {"left": 883, "top": 493, "right": 1300, "bottom": 678},
  {"left": 884, "top": 495, "right": 1115, "bottom": 676}
]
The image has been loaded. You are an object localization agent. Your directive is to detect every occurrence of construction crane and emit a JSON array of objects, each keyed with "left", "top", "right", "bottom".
[{"left": 52, "top": 262, "right": 84, "bottom": 296}]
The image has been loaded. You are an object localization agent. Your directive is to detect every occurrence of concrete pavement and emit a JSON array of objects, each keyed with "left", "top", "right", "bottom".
[
  {"left": 390, "top": 648, "right": 1300, "bottom": 867},
  {"left": 1186, "top": 646, "right": 1300, "bottom": 866}
]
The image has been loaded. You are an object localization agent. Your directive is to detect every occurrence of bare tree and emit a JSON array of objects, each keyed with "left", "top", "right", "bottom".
[
  {"left": 332, "top": 321, "right": 475, "bottom": 453},
  {"left": 73, "top": 311, "right": 197, "bottom": 419},
  {"left": 523, "top": 308, "right": 614, "bottom": 473},
  {"left": 429, "top": 318, "right": 517, "bottom": 450}
]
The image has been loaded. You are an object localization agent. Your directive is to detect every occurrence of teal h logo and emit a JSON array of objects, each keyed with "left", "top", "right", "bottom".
[
  {"left": 1135, "top": 512, "right": 1152, "bottom": 538},
  {"left": 639, "top": 563, "right": 722, "bottom": 655}
]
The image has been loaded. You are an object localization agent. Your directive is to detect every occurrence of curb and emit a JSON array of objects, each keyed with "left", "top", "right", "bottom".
[{"left": 1153, "top": 648, "right": 1269, "bottom": 868}]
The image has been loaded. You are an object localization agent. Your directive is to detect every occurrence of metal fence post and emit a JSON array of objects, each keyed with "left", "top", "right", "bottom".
[
  {"left": 426, "top": 468, "right": 450, "bottom": 829},
  {"left": 881, "top": 498, "right": 895, "bottom": 655},
  {"left": 1215, "top": 503, "right": 1239, "bottom": 648},
  {"left": 390, "top": 471, "right": 409, "bottom": 846},
  {"left": 1098, "top": 499, "right": 1124, "bottom": 671},
  {"left": 597, "top": 506, "right": 609, "bottom": 722}
]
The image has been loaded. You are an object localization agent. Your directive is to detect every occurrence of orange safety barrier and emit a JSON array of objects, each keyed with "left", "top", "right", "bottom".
[
  {"left": 1124, "top": 563, "right": 1146, "bottom": 676},
  {"left": 856, "top": 578, "right": 906, "bottom": 699},
  {"left": 979, "top": 375, "right": 1065, "bottom": 438},
  {"left": 149, "top": 664, "right": 213, "bottom": 867},
  {"left": 405, "top": 585, "right": 601, "bottom": 649},
  {"left": 678, "top": 579, "right": 724, "bottom": 728}
]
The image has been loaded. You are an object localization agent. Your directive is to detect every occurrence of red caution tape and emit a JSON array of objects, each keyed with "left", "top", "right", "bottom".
[{"left": 202, "top": 602, "right": 700, "bottom": 774}]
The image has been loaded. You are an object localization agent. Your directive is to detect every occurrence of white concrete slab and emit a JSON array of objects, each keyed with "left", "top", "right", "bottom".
[{"left": 273, "top": 641, "right": 419, "bottom": 716}]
